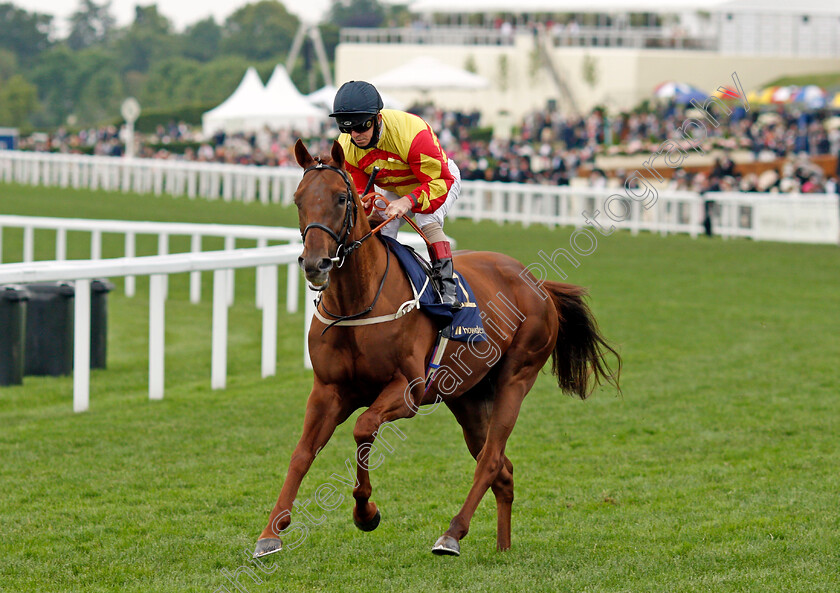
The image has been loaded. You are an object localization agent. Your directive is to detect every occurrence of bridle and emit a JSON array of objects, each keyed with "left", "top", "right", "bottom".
[
  {"left": 300, "top": 161, "right": 359, "bottom": 269},
  {"left": 298, "top": 159, "right": 392, "bottom": 331},
  {"left": 300, "top": 161, "right": 391, "bottom": 270}
]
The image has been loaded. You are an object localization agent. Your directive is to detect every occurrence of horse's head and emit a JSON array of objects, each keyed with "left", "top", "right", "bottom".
[{"left": 293, "top": 139, "right": 358, "bottom": 290}]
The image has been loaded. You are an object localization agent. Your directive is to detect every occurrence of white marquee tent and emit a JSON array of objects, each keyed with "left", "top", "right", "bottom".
[
  {"left": 202, "top": 66, "right": 327, "bottom": 137},
  {"left": 306, "top": 85, "right": 407, "bottom": 112},
  {"left": 369, "top": 56, "right": 489, "bottom": 92}
]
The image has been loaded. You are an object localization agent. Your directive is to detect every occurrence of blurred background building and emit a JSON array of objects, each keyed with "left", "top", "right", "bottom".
[{"left": 336, "top": 0, "right": 840, "bottom": 123}]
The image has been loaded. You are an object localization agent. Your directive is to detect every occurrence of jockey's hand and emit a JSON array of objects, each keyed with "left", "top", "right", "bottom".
[
  {"left": 361, "top": 195, "right": 373, "bottom": 213},
  {"left": 385, "top": 196, "right": 413, "bottom": 218}
]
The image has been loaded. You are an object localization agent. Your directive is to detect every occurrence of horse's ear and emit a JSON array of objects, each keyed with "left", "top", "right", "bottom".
[
  {"left": 294, "top": 138, "right": 315, "bottom": 169},
  {"left": 330, "top": 140, "right": 346, "bottom": 168}
]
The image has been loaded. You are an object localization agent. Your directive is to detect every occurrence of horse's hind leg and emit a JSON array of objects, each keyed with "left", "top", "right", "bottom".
[
  {"left": 433, "top": 315, "right": 553, "bottom": 556},
  {"left": 444, "top": 385, "right": 515, "bottom": 552},
  {"left": 433, "top": 390, "right": 523, "bottom": 556},
  {"left": 492, "top": 457, "right": 514, "bottom": 551}
]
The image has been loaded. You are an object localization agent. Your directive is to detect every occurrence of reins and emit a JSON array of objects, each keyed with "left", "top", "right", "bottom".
[{"left": 316, "top": 247, "right": 392, "bottom": 334}]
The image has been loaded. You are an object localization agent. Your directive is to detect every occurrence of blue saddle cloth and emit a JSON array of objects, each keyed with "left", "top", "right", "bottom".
[{"left": 379, "top": 235, "right": 486, "bottom": 342}]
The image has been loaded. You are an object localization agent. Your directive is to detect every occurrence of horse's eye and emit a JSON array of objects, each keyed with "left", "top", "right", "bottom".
[{"left": 337, "top": 194, "right": 348, "bottom": 205}]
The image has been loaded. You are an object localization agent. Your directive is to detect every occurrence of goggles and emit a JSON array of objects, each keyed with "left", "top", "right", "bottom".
[{"left": 338, "top": 116, "right": 375, "bottom": 135}]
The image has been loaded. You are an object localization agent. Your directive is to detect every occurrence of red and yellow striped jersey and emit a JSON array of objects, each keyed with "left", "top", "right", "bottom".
[{"left": 338, "top": 109, "right": 454, "bottom": 213}]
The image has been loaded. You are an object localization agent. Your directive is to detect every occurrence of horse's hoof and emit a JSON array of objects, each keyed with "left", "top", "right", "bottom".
[
  {"left": 431, "top": 535, "right": 461, "bottom": 556},
  {"left": 253, "top": 538, "right": 283, "bottom": 558},
  {"left": 353, "top": 508, "right": 381, "bottom": 532}
]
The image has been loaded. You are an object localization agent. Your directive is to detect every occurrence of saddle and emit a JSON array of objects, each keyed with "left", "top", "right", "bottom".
[
  {"left": 378, "top": 236, "right": 486, "bottom": 342},
  {"left": 378, "top": 235, "right": 489, "bottom": 392}
]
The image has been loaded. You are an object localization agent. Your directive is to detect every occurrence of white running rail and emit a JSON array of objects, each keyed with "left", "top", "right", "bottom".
[
  {"left": 0, "top": 245, "right": 301, "bottom": 413},
  {"left": 0, "top": 151, "right": 302, "bottom": 204},
  {"left": 4, "top": 151, "right": 837, "bottom": 244},
  {"left": 0, "top": 214, "right": 304, "bottom": 312}
]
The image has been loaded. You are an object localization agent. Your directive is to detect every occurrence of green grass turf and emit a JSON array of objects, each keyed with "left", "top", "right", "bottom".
[{"left": 1, "top": 183, "right": 839, "bottom": 592}]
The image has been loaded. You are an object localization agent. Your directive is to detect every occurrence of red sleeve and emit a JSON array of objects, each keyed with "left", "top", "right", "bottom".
[
  {"left": 405, "top": 126, "right": 454, "bottom": 214},
  {"left": 345, "top": 161, "right": 370, "bottom": 198},
  {"left": 345, "top": 161, "right": 374, "bottom": 214}
]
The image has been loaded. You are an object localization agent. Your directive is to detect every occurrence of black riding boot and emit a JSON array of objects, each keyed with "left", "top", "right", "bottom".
[
  {"left": 428, "top": 240, "right": 461, "bottom": 310},
  {"left": 432, "top": 257, "right": 461, "bottom": 310}
]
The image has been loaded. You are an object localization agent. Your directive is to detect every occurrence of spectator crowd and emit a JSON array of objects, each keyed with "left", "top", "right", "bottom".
[{"left": 15, "top": 99, "right": 840, "bottom": 196}]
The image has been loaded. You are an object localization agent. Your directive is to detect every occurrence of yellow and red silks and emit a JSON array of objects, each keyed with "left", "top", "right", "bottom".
[{"left": 338, "top": 109, "right": 455, "bottom": 214}]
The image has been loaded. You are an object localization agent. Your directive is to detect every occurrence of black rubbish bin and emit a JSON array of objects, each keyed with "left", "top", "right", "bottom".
[
  {"left": 25, "top": 282, "right": 75, "bottom": 377},
  {"left": 0, "top": 285, "right": 29, "bottom": 386},
  {"left": 23, "top": 280, "right": 114, "bottom": 376},
  {"left": 90, "top": 279, "right": 114, "bottom": 370}
]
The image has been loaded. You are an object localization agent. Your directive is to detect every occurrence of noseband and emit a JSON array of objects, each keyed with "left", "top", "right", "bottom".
[{"left": 300, "top": 161, "right": 358, "bottom": 268}]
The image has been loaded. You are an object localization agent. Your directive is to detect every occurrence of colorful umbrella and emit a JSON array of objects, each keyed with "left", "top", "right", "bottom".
[
  {"left": 746, "top": 87, "right": 778, "bottom": 106},
  {"left": 712, "top": 86, "right": 741, "bottom": 101},
  {"left": 653, "top": 81, "right": 707, "bottom": 104},
  {"left": 793, "top": 85, "right": 827, "bottom": 109},
  {"left": 770, "top": 85, "right": 798, "bottom": 104}
]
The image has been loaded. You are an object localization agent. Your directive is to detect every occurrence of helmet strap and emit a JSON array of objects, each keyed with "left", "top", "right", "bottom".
[{"left": 369, "top": 115, "right": 382, "bottom": 148}]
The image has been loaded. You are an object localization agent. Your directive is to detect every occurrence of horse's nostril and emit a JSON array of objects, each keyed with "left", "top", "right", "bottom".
[
  {"left": 318, "top": 258, "right": 334, "bottom": 272},
  {"left": 298, "top": 256, "right": 305, "bottom": 269}
]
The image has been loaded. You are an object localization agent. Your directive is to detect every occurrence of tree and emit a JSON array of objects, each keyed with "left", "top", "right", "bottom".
[
  {"left": 221, "top": 1, "right": 299, "bottom": 61},
  {"left": 0, "top": 4, "right": 53, "bottom": 65},
  {"left": 190, "top": 56, "right": 254, "bottom": 107},
  {"left": 67, "top": 0, "right": 116, "bottom": 50},
  {"left": 30, "top": 46, "right": 121, "bottom": 127},
  {"left": 77, "top": 67, "right": 123, "bottom": 124},
  {"left": 0, "top": 48, "right": 17, "bottom": 81},
  {"left": 182, "top": 17, "right": 222, "bottom": 63},
  {"left": 0, "top": 74, "right": 39, "bottom": 126},
  {"left": 29, "top": 46, "right": 78, "bottom": 127},
  {"left": 115, "top": 4, "right": 178, "bottom": 73},
  {"left": 138, "top": 55, "right": 255, "bottom": 112},
  {"left": 328, "top": 0, "right": 385, "bottom": 28},
  {"left": 131, "top": 4, "right": 171, "bottom": 34},
  {"left": 141, "top": 57, "right": 203, "bottom": 108}
]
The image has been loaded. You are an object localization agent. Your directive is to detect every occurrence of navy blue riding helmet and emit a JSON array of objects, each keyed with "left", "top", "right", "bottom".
[{"left": 330, "top": 81, "right": 385, "bottom": 148}]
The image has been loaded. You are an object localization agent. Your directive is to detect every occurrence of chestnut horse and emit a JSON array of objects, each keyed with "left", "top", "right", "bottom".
[{"left": 254, "top": 139, "right": 620, "bottom": 558}]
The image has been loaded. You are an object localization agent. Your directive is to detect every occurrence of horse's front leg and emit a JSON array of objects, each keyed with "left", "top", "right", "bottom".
[
  {"left": 254, "top": 383, "right": 352, "bottom": 557},
  {"left": 351, "top": 376, "right": 420, "bottom": 531}
]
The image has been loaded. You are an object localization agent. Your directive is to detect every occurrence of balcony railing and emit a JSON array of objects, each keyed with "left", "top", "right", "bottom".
[{"left": 340, "top": 25, "right": 718, "bottom": 51}]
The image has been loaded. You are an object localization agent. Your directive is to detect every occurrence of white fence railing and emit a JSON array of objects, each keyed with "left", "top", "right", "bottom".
[
  {"left": 453, "top": 183, "right": 704, "bottom": 235},
  {"left": 0, "top": 245, "right": 301, "bottom": 413},
  {"left": 453, "top": 183, "right": 839, "bottom": 244},
  {"left": 2, "top": 151, "right": 838, "bottom": 244},
  {"left": 339, "top": 26, "right": 718, "bottom": 51},
  {"left": 0, "top": 151, "right": 302, "bottom": 204},
  {"left": 704, "top": 192, "right": 839, "bottom": 244},
  {"left": 0, "top": 214, "right": 303, "bottom": 312}
]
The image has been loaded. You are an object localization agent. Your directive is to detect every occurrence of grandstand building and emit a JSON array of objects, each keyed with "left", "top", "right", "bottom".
[{"left": 334, "top": 0, "right": 840, "bottom": 122}]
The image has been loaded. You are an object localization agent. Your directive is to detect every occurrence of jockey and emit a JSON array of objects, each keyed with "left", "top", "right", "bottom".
[{"left": 329, "top": 80, "right": 462, "bottom": 310}]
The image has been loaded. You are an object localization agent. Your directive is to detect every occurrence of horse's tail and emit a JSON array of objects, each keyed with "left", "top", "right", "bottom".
[{"left": 543, "top": 281, "right": 621, "bottom": 399}]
